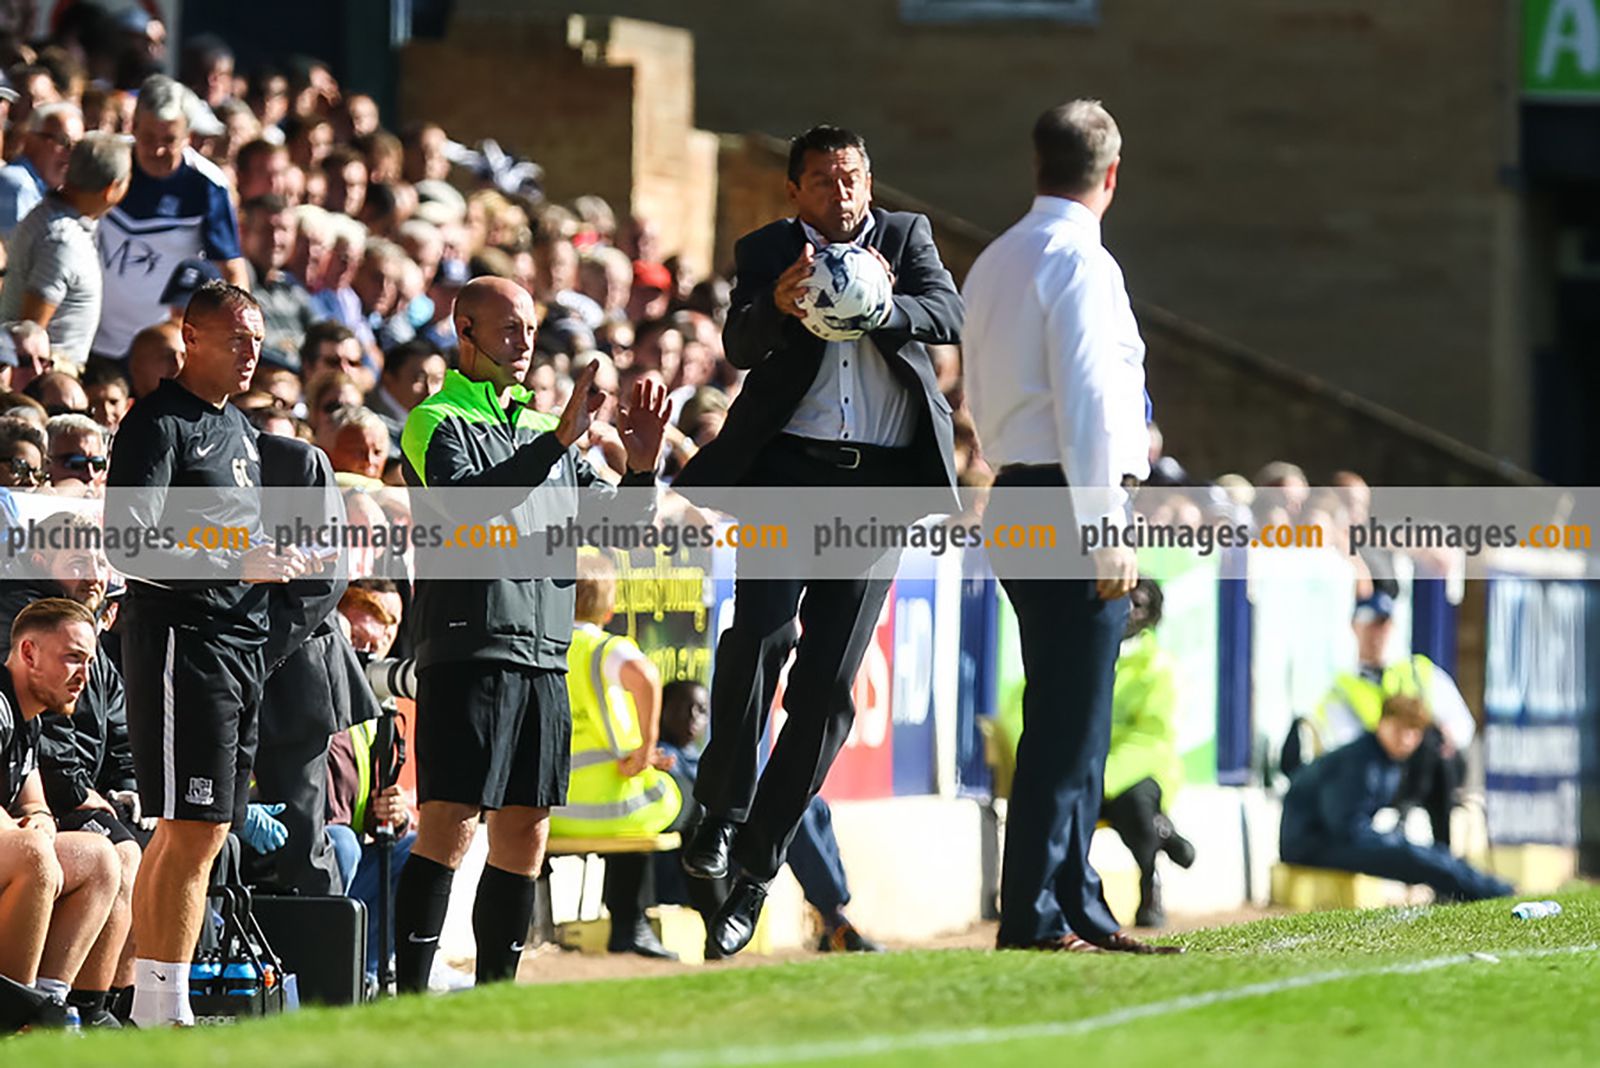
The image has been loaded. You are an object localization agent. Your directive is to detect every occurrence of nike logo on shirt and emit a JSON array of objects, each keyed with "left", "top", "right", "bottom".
[
  {"left": 407, "top": 933, "right": 440, "bottom": 944},
  {"left": 194, "top": 443, "right": 217, "bottom": 458}
]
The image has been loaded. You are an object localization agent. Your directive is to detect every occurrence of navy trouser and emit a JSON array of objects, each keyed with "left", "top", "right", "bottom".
[
  {"left": 786, "top": 795, "right": 851, "bottom": 917},
  {"left": 994, "top": 464, "right": 1130, "bottom": 945},
  {"left": 1282, "top": 830, "right": 1512, "bottom": 902}
]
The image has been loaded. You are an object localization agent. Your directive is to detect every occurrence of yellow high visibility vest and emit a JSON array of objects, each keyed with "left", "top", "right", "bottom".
[{"left": 549, "top": 624, "right": 681, "bottom": 837}]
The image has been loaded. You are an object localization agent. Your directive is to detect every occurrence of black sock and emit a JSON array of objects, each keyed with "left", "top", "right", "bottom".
[
  {"left": 108, "top": 986, "right": 133, "bottom": 1022},
  {"left": 394, "top": 854, "right": 456, "bottom": 994},
  {"left": 66, "top": 990, "right": 107, "bottom": 1017},
  {"left": 472, "top": 864, "right": 537, "bottom": 985}
]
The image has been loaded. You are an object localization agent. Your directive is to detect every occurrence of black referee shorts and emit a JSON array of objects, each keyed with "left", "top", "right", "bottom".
[
  {"left": 414, "top": 661, "right": 571, "bottom": 810},
  {"left": 123, "top": 606, "right": 264, "bottom": 827}
]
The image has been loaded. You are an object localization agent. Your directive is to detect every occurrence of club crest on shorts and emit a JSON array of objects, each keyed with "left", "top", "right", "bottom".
[{"left": 186, "top": 776, "right": 214, "bottom": 806}]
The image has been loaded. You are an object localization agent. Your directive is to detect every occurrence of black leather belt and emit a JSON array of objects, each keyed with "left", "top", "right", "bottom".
[{"left": 777, "top": 434, "right": 905, "bottom": 471}]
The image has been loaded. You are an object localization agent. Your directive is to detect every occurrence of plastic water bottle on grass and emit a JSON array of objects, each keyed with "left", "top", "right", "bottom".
[{"left": 1511, "top": 900, "right": 1562, "bottom": 920}]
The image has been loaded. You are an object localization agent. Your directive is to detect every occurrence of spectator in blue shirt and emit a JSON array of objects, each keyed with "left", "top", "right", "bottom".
[{"left": 0, "top": 103, "right": 83, "bottom": 241}]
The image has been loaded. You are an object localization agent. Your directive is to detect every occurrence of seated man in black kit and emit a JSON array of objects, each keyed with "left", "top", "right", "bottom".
[
  {"left": 0, "top": 599, "right": 123, "bottom": 1027},
  {"left": 1, "top": 512, "right": 143, "bottom": 1022}
]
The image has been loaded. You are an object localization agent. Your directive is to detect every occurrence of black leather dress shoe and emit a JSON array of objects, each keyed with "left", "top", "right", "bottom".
[
  {"left": 705, "top": 875, "right": 770, "bottom": 959},
  {"left": 608, "top": 917, "right": 680, "bottom": 961},
  {"left": 681, "top": 817, "right": 736, "bottom": 880}
]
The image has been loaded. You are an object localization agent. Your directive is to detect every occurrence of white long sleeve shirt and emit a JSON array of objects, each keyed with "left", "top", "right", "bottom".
[
  {"left": 962, "top": 196, "right": 1149, "bottom": 527},
  {"left": 783, "top": 215, "right": 916, "bottom": 448}
]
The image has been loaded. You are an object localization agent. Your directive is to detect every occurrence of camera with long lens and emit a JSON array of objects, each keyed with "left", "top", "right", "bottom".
[{"left": 363, "top": 656, "right": 418, "bottom": 702}]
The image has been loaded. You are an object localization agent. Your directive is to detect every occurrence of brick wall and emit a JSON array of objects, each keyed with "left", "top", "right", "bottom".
[
  {"left": 397, "top": 15, "right": 716, "bottom": 274},
  {"left": 456, "top": 0, "right": 1518, "bottom": 462}
]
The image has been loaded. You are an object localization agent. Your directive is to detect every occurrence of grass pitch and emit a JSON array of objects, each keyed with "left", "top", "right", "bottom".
[{"left": 16, "top": 889, "right": 1600, "bottom": 1067}]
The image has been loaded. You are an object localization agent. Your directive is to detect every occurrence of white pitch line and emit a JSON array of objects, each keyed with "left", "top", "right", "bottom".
[{"left": 571, "top": 943, "right": 1597, "bottom": 1068}]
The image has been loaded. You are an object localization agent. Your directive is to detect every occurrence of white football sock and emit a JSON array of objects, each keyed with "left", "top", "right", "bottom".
[{"left": 130, "top": 958, "right": 193, "bottom": 1027}]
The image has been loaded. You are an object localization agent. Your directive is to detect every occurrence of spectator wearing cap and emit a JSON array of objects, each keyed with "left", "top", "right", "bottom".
[
  {"left": 0, "top": 132, "right": 132, "bottom": 367},
  {"left": 1287, "top": 588, "right": 1477, "bottom": 852},
  {"left": 239, "top": 194, "right": 316, "bottom": 362},
  {"left": 45, "top": 412, "right": 108, "bottom": 494},
  {"left": 91, "top": 75, "right": 247, "bottom": 361},
  {"left": 627, "top": 258, "right": 671, "bottom": 322},
  {"left": 0, "top": 102, "right": 84, "bottom": 240},
  {"left": 157, "top": 257, "right": 223, "bottom": 319}
]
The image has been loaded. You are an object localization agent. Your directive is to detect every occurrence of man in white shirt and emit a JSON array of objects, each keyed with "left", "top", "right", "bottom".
[{"left": 963, "top": 99, "right": 1177, "bottom": 954}]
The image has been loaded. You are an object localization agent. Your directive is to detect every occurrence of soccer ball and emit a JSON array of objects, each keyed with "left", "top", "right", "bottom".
[{"left": 798, "top": 244, "right": 893, "bottom": 342}]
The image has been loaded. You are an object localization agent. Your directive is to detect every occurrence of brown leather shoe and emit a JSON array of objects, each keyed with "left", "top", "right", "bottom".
[
  {"left": 1087, "top": 930, "right": 1185, "bottom": 955},
  {"left": 998, "top": 933, "right": 1103, "bottom": 953}
]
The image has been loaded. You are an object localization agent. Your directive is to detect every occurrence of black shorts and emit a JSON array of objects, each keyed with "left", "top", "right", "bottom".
[
  {"left": 123, "top": 606, "right": 264, "bottom": 827},
  {"left": 57, "top": 808, "right": 139, "bottom": 847},
  {"left": 414, "top": 661, "right": 571, "bottom": 810}
]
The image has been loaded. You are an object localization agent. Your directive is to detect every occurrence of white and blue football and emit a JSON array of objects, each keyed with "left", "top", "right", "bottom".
[{"left": 798, "top": 244, "right": 893, "bottom": 342}]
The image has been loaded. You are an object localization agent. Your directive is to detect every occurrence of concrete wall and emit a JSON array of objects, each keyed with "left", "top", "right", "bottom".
[{"left": 452, "top": 0, "right": 1521, "bottom": 463}]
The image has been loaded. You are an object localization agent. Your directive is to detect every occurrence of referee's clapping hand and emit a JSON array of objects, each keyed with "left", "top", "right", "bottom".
[
  {"left": 241, "top": 544, "right": 314, "bottom": 584},
  {"left": 555, "top": 361, "right": 605, "bottom": 448}
]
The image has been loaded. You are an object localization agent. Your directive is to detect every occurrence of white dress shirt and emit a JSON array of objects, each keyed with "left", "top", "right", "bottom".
[
  {"left": 784, "top": 215, "right": 916, "bottom": 448},
  {"left": 962, "top": 196, "right": 1149, "bottom": 527}
]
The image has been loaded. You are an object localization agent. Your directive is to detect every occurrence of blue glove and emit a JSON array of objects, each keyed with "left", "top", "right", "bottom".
[{"left": 242, "top": 803, "right": 289, "bottom": 854}]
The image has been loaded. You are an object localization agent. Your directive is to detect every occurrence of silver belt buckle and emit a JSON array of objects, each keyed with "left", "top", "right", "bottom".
[{"left": 839, "top": 445, "right": 862, "bottom": 470}]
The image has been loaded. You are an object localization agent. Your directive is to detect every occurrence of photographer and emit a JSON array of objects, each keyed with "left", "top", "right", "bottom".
[{"left": 328, "top": 581, "right": 415, "bottom": 987}]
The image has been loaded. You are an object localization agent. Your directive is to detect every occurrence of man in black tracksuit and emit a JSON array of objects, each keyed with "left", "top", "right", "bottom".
[
  {"left": 104, "top": 281, "right": 312, "bottom": 1028},
  {"left": 391, "top": 277, "right": 669, "bottom": 991}
]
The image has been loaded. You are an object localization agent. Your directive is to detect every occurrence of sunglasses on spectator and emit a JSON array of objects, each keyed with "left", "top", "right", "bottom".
[
  {"left": 6, "top": 457, "right": 44, "bottom": 485},
  {"left": 53, "top": 453, "right": 108, "bottom": 474}
]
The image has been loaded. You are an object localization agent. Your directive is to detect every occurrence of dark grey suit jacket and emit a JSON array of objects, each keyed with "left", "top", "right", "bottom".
[{"left": 674, "top": 207, "right": 962, "bottom": 506}]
